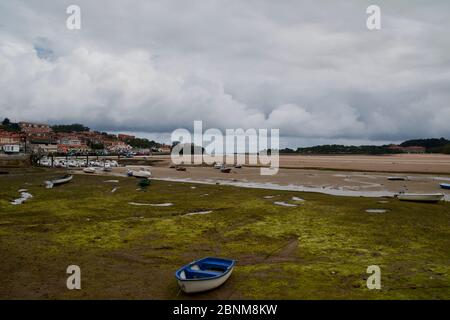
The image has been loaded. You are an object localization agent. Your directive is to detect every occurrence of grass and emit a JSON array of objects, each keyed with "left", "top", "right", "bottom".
[{"left": 0, "top": 168, "right": 449, "bottom": 299}]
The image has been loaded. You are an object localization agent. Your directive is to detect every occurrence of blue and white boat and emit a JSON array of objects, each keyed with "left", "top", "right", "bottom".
[
  {"left": 175, "top": 257, "right": 236, "bottom": 293},
  {"left": 440, "top": 183, "right": 450, "bottom": 190}
]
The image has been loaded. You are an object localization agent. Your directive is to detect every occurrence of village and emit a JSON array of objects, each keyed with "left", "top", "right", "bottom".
[{"left": 0, "top": 118, "right": 171, "bottom": 157}]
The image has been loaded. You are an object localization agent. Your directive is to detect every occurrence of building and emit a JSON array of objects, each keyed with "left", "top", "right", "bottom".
[
  {"left": 106, "top": 141, "right": 132, "bottom": 153},
  {"left": 19, "top": 122, "right": 52, "bottom": 136},
  {"left": 29, "top": 139, "right": 58, "bottom": 154},
  {"left": 0, "top": 130, "right": 21, "bottom": 144},
  {"left": 57, "top": 135, "right": 90, "bottom": 152},
  {"left": 0, "top": 130, "right": 22, "bottom": 154},
  {"left": 2, "top": 145, "right": 20, "bottom": 153}
]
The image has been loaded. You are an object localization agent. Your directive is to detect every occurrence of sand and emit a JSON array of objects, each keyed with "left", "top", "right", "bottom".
[{"left": 147, "top": 153, "right": 450, "bottom": 174}]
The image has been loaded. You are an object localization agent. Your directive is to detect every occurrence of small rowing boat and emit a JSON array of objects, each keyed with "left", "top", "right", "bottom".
[
  {"left": 83, "top": 167, "right": 96, "bottom": 174},
  {"left": 176, "top": 166, "right": 187, "bottom": 171},
  {"left": 45, "top": 174, "right": 73, "bottom": 188},
  {"left": 175, "top": 257, "right": 236, "bottom": 293},
  {"left": 133, "top": 170, "right": 151, "bottom": 178},
  {"left": 388, "top": 176, "right": 407, "bottom": 181},
  {"left": 396, "top": 193, "right": 444, "bottom": 203},
  {"left": 220, "top": 164, "right": 231, "bottom": 173},
  {"left": 440, "top": 183, "right": 450, "bottom": 190}
]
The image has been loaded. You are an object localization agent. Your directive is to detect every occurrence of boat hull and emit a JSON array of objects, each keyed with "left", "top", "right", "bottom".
[
  {"left": 397, "top": 193, "right": 444, "bottom": 202},
  {"left": 133, "top": 171, "right": 151, "bottom": 178},
  {"left": 177, "top": 267, "right": 234, "bottom": 293},
  {"left": 440, "top": 183, "right": 450, "bottom": 190},
  {"left": 175, "top": 257, "right": 236, "bottom": 293},
  {"left": 52, "top": 175, "right": 73, "bottom": 185}
]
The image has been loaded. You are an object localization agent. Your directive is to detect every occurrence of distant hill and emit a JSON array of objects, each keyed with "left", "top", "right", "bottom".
[
  {"left": 293, "top": 145, "right": 399, "bottom": 155},
  {"left": 400, "top": 138, "right": 450, "bottom": 153},
  {"left": 282, "top": 137, "right": 450, "bottom": 155}
]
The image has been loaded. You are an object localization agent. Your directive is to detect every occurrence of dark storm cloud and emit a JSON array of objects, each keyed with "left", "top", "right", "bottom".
[{"left": 0, "top": 0, "right": 449, "bottom": 146}]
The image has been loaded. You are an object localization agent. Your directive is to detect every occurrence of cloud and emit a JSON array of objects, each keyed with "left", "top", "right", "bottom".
[{"left": 0, "top": 0, "right": 449, "bottom": 146}]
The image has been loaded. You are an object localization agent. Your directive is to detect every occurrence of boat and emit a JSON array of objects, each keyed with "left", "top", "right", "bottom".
[
  {"left": 220, "top": 166, "right": 231, "bottom": 173},
  {"left": 213, "top": 163, "right": 222, "bottom": 169},
  {"left": 388, "top": 176, "right": 407, "bottom": 181},
  {"left": 396, "top": 193, "right": 444, "bottom": 202},
  {"left": 133, "top": 170, "right": 151, "bottom": 178},
  {"left": 45, "top": 174, "right": 73, "bottom": 188},
  {"left": 138, "top": 178, "right": 151, "bottom": 188},
  {"left": 83, "top": 167, "right": 96, "bottom": 174},
  {"left": 176, "top": 166, "right": 187, "bottom": 171},
  {"left": 127, "top": 169, "right": 134, "bottom": 177},
  {"left": 440, "top": 183, "right": 450, "bottom": 190},
  {"left": 175, "top": 257, "right": 236, "bottom": 293},
  {"left": 103, "top": 163, "right": 112, "bottom": 172},
  {"left": 234, "top": 164, "right": 242, "bottom": 169}
]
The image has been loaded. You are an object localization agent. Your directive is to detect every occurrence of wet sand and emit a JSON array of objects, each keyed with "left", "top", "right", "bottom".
[
  {"left": 108, "top": 165, "right": 450, "bottom": 200},
  {"left": 147, "top": 153, "right": 450, "bottom": 174}
]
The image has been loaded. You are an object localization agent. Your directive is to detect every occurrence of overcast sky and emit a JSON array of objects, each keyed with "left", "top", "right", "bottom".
[{"left": 0, "top": 0, "right": 449, "bottom": 147}]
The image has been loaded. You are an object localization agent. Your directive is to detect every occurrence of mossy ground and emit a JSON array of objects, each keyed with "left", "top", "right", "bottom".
[{"left": 0, "top": 168, "right": 449, "bottom": 299}]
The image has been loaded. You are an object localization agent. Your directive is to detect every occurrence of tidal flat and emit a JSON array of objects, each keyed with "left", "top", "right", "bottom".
[{"left": 0, "top": 168, "right": 449, "bottom": 299}]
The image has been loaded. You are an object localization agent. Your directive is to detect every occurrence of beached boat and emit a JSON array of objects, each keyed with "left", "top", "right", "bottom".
[
  {"left": 138, "top": 178, "right": 151, "bottom": 188},
  {"left": 396, "top": 193, "right": 444, "bottom": 202},
  {"left": 45, "top": 174, "right": 73, "bottom": 188},
  {"left": 388, "top": 176, "right": 407, "bottom": 181},
  {"left": 234, "top": 164, "right": 242, "bottom": 169},
  {"left": 133, "top": 170, "right": 151, "bottom": 178},
  {"left": 176, "top": 166, "right": 187, "bottom": 171},
  {"left": 220, "top": 166, "right": 231, "bottom": 173},
  {"left": 83, "top": 167, "right": 96, "bottom": 174},
  {"left": 214, "top": 163, "right": 222, "bottom": 169},
  {"left": 440, "top": 183, "right": 450, "bottom": 190},
  {"left": 175, "top": 257, "right": 236, "bottom": 293},
  {"left": 103, "top": 163, "right": 112, "bottom": 172}
]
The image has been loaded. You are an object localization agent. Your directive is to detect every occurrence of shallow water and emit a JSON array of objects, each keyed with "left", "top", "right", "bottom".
[
  {"left": 365, "top": 209, "right": 388, "bottom": 213},
  {"left": 128, "top": 202, "right": 173, "bottom": 207},
  {"left": 274, "top": 201, "right": 298, "bottom": 207},
  {"left": 155, "top": 177, "right": 398, "bottom": 199},
  {"left": 184, "top": 210, "right": 212, "bottom": 216}
]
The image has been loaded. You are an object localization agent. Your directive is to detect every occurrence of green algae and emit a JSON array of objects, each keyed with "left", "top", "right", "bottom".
[{"left": 0, "top": 168, "right": 449, "bottom": 299}]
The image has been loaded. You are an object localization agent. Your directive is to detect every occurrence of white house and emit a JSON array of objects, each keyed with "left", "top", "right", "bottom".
[{"left": 2, "top": 144, "right": 20, "bottom": 153}]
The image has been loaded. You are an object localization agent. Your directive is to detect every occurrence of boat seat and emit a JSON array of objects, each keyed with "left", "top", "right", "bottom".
[
  {"left": 185, "top": 268, "right": 223, "bottom": 279},
  {"left": 201, "top": 262, "right": 229, "bottom": 270}
]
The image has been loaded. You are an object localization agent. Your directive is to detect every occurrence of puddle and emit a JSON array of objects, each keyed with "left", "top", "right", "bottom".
[
  {"left": 128, "top": 202, "right": 173, "bottom": 207},
  {"left": 185, "top": 210, "right": 212, "bottom": 216},
  {"left": 292, "top": 196, "right": 304, "bottom": 202},
  {"left": 105, "top": 180, "right": 119, "bottom": 183},
  {"left": 111, "top": 187, "right": 118, "bottom": 193},
  {"left": 263, "top": 196, "right": 276, "bottom": 199},
  {"left": 365, "top": 209, "right": 388, "bottom": 213},
  {"left": 432, "top": 177, "right": 450, "bottom": 182},
  {"left": 11, "top": 192, "right": 33, "bottom": 205},
  {"left": 274, "top": 201, "right": 298, "bottom": 207},
  {"left": 155, "top": 177, "right": 397, "bottom": 199}
]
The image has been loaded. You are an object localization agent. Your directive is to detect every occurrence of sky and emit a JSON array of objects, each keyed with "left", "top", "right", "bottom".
[{"left": 0, "top": 0, "right": 449, "bottom": 148}]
